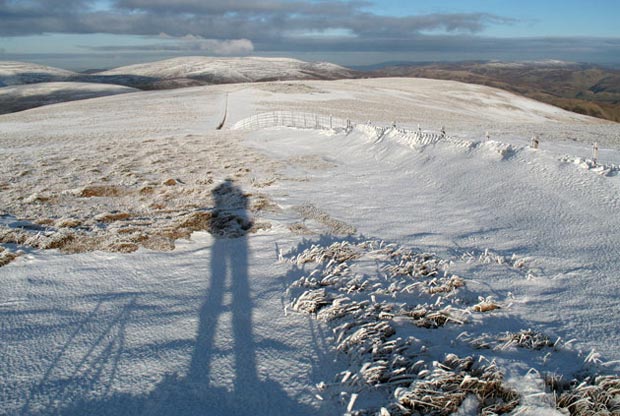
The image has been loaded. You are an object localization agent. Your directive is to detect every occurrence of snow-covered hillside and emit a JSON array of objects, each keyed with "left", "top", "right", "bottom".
[
  {"left": 0, "top": 61, "right": 76, "bottom": 86},
  {"left": 97, "top": 56, "right": 356, "bottom": 83},
  {"left": 1, "top": 78, "right": 619, "bottom": 415},
  {"left": 0, "top": 82, "right": 138, "bottom": 114}
]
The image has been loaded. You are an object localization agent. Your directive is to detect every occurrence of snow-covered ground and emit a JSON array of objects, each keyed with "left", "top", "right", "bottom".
[
  {"left": 0, "top": 61, "right": 76, "bottom": 86},
  {"left": 97, "top": 56, "right": 356, "bottom": 83},
  {"left": 0, "top": 82, "right": 138, "bottom": 114},
  {"left": 1, "top": 78, "right": 619, "bottom": 415}
]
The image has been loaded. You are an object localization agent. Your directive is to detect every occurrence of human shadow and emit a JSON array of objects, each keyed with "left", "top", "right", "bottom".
[
  {"left": 188, "top": 178, "right": 258, "bottom": 392},
  {"left": 47, "top": 180, "right": 316, "bottom": 416}
]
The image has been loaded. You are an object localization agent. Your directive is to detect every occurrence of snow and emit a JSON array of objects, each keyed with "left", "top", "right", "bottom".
[
  {"left": 0, "top": 61, "right": 76, "bottom": 86},
  {"left": 1, "top": 77, "right": 619, "bottom": 415},
  {"left": 0, "top": 82, "right": 138, "bottom": 114},
  {"left": 97, "top": 56, "right": 355, "bottom": 83}
]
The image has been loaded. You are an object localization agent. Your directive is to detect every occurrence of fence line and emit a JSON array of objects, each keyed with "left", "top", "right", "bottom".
[
  {"left": 231, "top": 111, "right": 350, "bottom": 131},
  {"left": 231, "top": 111, "right": 618, "bottom": 176},
  {"left": 231, "top": 111, "right": 459, "bottom": 148}
]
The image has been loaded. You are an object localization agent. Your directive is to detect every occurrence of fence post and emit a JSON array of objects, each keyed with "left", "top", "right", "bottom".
[{"left": 593, "top": 142, "right": 599, "bottom": 164}]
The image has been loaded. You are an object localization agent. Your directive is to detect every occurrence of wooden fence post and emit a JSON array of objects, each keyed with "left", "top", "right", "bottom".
[{"left": 593, "top": 142, "right": 599, "bottom": 164}]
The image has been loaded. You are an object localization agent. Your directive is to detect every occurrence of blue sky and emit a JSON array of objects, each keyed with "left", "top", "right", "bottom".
[
  {"left": 0, "top": 0, "right": 618, "bottom": 70},
  {"left": 365, "top": 0, "right": 619, "bottom": 37}
]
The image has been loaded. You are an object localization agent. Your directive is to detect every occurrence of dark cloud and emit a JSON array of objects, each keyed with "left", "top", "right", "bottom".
[
  {"left": 0, "top": 0, "right": 512, "bottom": 41},
  {"left": 1, "top": 0, "right": 617, "bottom": 65},
  {"left": 113, "top": 0, "right": 372, "bottom": 16},
  {"left": 87, "top": 35, "right": 254, "bottom": 55}
]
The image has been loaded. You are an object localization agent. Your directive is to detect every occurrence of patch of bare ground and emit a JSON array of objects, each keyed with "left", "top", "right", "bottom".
[
  {"left": 294, "top": 203, "right": 356, "bottom": 235},
  {"left": 0, "top": 131, "right": 283, "bottom": 256}
]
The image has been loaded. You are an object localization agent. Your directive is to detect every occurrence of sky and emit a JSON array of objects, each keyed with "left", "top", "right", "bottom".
[{"left": 0, "top": 0, "right": 619, "bottom": 70}]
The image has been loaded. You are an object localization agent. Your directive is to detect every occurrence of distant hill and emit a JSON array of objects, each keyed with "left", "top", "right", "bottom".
[
  {"left": 95, "top": 56, "right": 358, "bottom": 88},
  {"left": 368, "top": 61, "right": 620, "bottom": 122},
  {"left": 3, "top": 58, "right": 619, "bottom": 122},
  {"left": 1, "top": 57, "right": 359, "bottom": 92},
  {"left": 0, "top": 61, "right": 77, "bottom": 86},
  {"left": 0, "top": 82, "right": 138, "bottom": 114}
]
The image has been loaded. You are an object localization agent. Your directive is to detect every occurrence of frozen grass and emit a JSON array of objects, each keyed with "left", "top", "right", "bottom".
[{"left": 285, "top": 238, "right": 620, "bottom": 415}]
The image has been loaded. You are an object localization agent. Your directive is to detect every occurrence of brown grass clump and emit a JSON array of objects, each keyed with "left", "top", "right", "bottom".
[
  {"left": 106, "top": 241, "right": 140, "bottom": 253},
  {"left": 294, "top": 203, "right": 356, "bottom": 235},
  {"left": 250, "top": 221, "right": 272, "bottom": 233},
  {"left": 547, "top": 375, "right": 620, "bottom": 416},
  {"left": 55, "top": 217, "right": 82, "bottom": 228},
  {"left": 288, "top": 222, "right": 314, "bottom": 235},
  {"left": 23, "top": 193, "right": 52, "bottom": 203},
  {"left": 22, "top": 230, "right": 76, "bottom": 250},
  {"left": 394, "top": 355, "right": 520, "bottom": 415},
  {"left": 79, "top": 185, "right": 124, "bottom": 198},
  {"left": 177, "top": 211, "right": 213, "bottom": 232},
  {"left": 0, "top": 248, "right": 19, "bottom": 267},
  {"left": 139, "top": 186, "right": 155, "bottom": 195},
  {"left": 291, "top": 289, "right": 332, "bottom": 314},
  {"left": 175, "top": 209, "right": 254, "bottom": 238},
  {"left": 498, "top": 330, "right": 554, "bottom": 350},
  {"left": 428, "top": 275, "right": 465, "bottom": 294},
  {"left": 250, "top": 194, "right": 281, "bottom": 213},
  {"left": 141, "top": 235, "right": 176, "bottom": 251},
  {"left": 292, "top": 241, "right": 361, "bottom": 265},
  {"left": 0, "top": 228, "right": 29, "bottom": 245},
  {"left": 472, "top": 301, "right": 501, "bottom": 313},
  {"left": 160, "top": 227, "right": 192, "bottom": 241},
  {"left": 95, "top": 212, "right": 131, "bottom": 223},
  {"left": 60, "top": 235, "right": 102, "bottom": 253}
]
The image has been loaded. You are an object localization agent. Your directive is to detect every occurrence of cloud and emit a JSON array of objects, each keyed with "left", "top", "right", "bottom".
[
  {"left": 0, "top": 0, "right": 512, "bottom": 41},
  {"left": 1, "top": 0, "right": 617, "bottom": 65},
  {"left": 87, "top": 35, "right": 254, "bottom": 55}
]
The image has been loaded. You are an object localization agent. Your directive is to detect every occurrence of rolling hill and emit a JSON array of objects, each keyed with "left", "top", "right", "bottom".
[
  {"left": 0, "top": 82, "right": 138, "bottom": 114},
  {"left": 0, "top": 61, "right": 77, "bottom": 86},
  {"left": 95, "top": 56, "right": 358, "bottom": 87},
  {"left": 369, "top": 60, "right": 620, "bottom": 122}
]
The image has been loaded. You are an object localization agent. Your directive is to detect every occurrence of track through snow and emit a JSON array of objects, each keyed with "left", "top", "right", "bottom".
[{"left": 1, "top": 78, "right": 620, "bottom": 415}]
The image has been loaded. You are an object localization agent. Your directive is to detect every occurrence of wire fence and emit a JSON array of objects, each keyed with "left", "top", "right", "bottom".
[
  {"left": 231, "top": 111, "right": 350, "bottom": 131},
  {"left": 231, "top": 111, "right": 619, "bottom": 176},
  {"left": 231, "top": 111, "right": 452, "bottom": 147}
]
